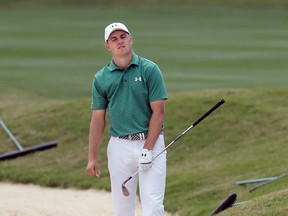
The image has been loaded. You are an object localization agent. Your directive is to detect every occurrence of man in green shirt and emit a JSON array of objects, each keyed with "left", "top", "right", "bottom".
[{"left": 86, "top": 22, "right": 168, "bottom": 216}]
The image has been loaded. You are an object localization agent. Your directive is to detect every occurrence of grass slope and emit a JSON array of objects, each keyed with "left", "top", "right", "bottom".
[
  {"left": 1, "top": 88, "right": 287, "bottom": 215},
  {"left": 220, "top": 188, "right": 288, "bottom": 215}
]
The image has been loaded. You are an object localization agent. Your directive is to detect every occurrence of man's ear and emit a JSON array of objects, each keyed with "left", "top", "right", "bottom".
[{"left": 105, "top": 42, "right": 111, "bottom": 51}]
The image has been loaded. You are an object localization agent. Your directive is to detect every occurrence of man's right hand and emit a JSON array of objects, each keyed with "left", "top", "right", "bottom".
[{"left": 86, "top": 161, "right": 101, "bottom": 177}]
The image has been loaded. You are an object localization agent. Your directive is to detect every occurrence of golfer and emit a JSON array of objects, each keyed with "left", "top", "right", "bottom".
[{"left": 86, "top": 22, "right": 168, "bottom": 216}]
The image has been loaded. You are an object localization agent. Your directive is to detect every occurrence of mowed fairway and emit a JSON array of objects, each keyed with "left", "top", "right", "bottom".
[
  {"left": 1, "top": 5, "right": 288, "bottom": 216},
  {"left": 0, "top": 6, "right": 288, "bottom": 98}
]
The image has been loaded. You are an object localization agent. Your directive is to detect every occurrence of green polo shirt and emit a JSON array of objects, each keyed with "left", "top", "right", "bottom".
[{"left": 91, "top": 52, "right": 168, "bottom": 136}]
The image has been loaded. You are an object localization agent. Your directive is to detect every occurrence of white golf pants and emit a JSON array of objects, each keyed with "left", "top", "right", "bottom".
[{"left": 107, "top": 135, "right": 167, "bottom": 216}]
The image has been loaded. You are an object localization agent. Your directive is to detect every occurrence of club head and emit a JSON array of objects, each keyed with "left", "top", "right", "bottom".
[
  {"left": 121, "top": 176, "right": 132, "bottom": 196},
  {"left": 121, "top": 183, "right": 130, "bottom": 196}
]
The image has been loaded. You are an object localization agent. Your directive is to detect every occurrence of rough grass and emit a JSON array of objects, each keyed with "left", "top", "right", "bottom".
[
  {"left": 220, "top": 188, "right": 288, "bottom": 216},
  {"left": 1, "top": 88, "right": 288, "bottom": 215}
]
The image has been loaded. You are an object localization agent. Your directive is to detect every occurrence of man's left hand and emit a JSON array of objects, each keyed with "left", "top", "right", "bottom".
[{"left": 138, "top": 149, "right": 153, "bottom": 171}]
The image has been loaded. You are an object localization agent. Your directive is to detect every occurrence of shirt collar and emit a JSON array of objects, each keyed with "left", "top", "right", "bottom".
[{"left": 108, "top": 52, "right": 139, "bottom": 72}]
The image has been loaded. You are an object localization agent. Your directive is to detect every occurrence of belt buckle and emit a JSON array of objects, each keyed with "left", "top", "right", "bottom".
[{"left": 128, "top": 134, "right": 132, "bottom": 141}]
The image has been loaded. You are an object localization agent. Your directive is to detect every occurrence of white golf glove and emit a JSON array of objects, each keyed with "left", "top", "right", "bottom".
[{"left": 138, "top": 149, "right": 153, "bottom": 171}]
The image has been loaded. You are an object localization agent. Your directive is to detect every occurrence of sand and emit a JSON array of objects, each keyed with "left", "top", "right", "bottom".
[{"left": 0, "top": 182, "right": 172, "bottom": 216}]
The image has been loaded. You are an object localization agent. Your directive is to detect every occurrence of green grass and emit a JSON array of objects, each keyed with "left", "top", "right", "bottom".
[
  {"left": 220, "top": 188, "right": 288, "bottom": 216},
  {"left": 1, "top": 5, "right": 288, "bottom": 216},
  {"left": 1, "top": 0, "right": 288, "bottom": 8},
  {"left": 1, "top": 88, "right": 288, "bottom": 215},
  {"left": 1, "top": 6, "right": 288, "bottom": 98}
]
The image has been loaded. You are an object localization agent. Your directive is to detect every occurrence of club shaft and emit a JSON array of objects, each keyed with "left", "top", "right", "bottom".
[
  {"left": 156, "top": 98, "right": 225, "bottom": 157},
  {"left": 123, "top": 99, "right": 225, "bottom": 187}
]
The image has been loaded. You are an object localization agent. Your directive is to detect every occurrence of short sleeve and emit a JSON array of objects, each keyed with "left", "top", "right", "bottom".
[
  {"left": 91, "top": 76, "right": 108, "bottom": 110},
  {"left": 148, "top": 64, "right": 168, "bottom": 102}
]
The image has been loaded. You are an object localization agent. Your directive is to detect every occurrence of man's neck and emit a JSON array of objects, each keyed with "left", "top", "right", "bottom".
[{"left": 113, "top": 52, "right": 133, "bottom": 70}]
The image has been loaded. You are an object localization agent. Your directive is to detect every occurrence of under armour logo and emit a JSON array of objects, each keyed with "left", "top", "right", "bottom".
[{"left": 135, "top": 77, "right": 142, "bottom": 82}]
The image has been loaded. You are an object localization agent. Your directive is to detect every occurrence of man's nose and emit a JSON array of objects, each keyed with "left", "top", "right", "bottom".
[{"left": 117, "top": 39, "right": 124, "bottom": 44}]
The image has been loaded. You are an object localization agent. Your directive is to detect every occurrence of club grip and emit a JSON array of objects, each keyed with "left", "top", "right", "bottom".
[{"left": 193, "top": 99, "right": 225, "bottom": 127}]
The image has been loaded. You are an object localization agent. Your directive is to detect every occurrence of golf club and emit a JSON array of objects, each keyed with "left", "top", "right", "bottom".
[{"left": 121, "top": 98, "right": 225, "bottom": 196}]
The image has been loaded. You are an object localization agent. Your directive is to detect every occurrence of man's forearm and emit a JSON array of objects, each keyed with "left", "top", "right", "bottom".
[
  {"left": 144, "top": 111, "right": 164, "bottom": 150},
  {"left": 88, "top": 111, "right": 106, "bottom": 161}
]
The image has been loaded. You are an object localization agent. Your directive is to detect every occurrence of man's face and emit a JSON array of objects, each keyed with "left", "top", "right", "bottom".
[{"left": 105, "top": 30, "right": 133, "bottom": 57}]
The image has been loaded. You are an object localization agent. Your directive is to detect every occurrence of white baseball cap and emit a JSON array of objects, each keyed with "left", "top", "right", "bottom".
[{"left": 104, "top": 22, "right": 130, "bottom": 42}]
